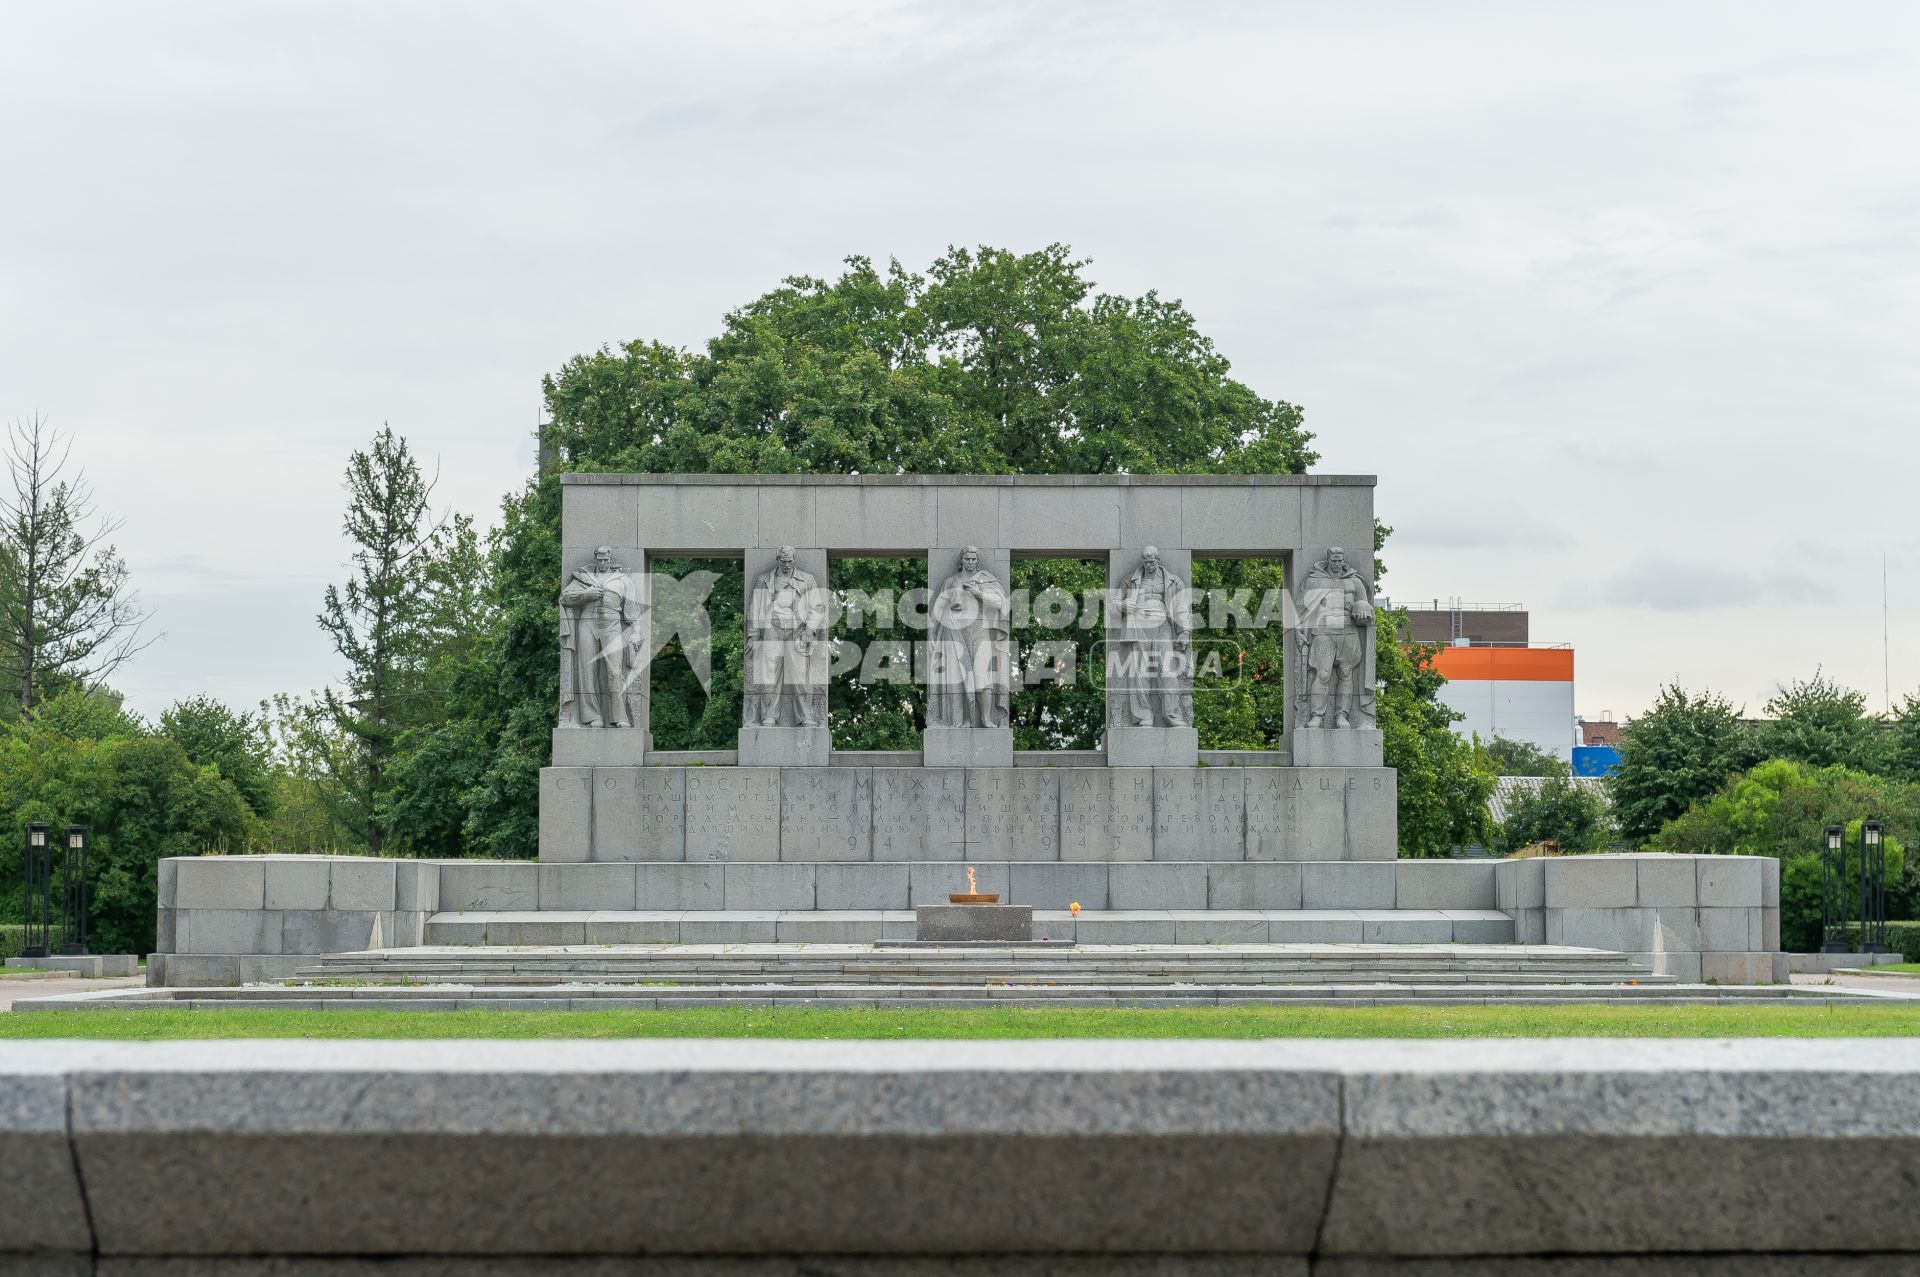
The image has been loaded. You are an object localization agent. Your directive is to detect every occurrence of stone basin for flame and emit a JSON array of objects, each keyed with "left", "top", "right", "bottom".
[{"left": 915, "top": 903, "right": 1034, "bottom": 943}]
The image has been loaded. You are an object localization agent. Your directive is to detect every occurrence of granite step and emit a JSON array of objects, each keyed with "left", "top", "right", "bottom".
[
  {"left": 421, "top": 908, "right": 1517, "bottom": 947},
  {"left": 295, "top": 940, "right": 1672, "bottom": 988},
  {"left": 28, "top": 977, "right": 1862, "bottom": 1012}
]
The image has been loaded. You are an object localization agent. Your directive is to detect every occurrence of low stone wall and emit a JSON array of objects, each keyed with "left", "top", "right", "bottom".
[
  {"left": 149, "top": 853, "right": 1779, "bottom": 986},
  {"left": 153, "top": 854, "right": 440, "bottom": 986},
  {"left": 5, "top": 1040, "right": 1919, "bottom": 1270},
  {"left": 1495, "top": 852, "right": 1782, "bottom": 983}
]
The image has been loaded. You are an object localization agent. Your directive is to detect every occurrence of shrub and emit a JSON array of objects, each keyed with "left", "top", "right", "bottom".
[{"left": 1492, "top": 776, "right": 1611, "bottom": 854}]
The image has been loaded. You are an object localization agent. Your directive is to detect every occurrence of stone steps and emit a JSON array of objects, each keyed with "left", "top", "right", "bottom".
[
  {"left": 31, "top": 978, "right": 1856, "bottom": 1012},
  {"left": 295, "top": 941, "right": 1670, "bottom": 989},
  {"left": 422, "top": 907, "right": 1516, "bottom": 947}
]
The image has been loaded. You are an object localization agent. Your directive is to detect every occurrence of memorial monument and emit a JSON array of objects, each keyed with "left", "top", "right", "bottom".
[
  {"left": 137, "top": 477, "right": 1782, "bottom": 987},
  {"left": 540, "top": 473, "right": 1394, "bottom": 870}
]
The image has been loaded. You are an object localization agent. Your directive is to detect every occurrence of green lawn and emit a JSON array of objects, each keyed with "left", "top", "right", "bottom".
[
  {"left": 1854, "top": 963, "right": 1920, "bottom": 974},
  {"left": 5, "top": 1002, "right": 1920, "bottom": 1039}
]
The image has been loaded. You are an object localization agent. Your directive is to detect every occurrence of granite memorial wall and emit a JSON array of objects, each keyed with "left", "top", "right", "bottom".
[{"left": 545, "top": 474, "right": 1391, "bottom": 863}]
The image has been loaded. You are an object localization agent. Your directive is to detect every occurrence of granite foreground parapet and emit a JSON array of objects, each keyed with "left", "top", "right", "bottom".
[{"left": 8, "top": 1040, "right": 1920, "bottom": 1267}]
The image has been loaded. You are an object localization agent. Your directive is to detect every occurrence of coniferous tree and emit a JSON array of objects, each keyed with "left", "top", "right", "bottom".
[
  {"left": 0, "top": 415, "right": 154, "bottom": 715},
  {"left": 315, "top": 426, "right": 451, "bottom": 853}
]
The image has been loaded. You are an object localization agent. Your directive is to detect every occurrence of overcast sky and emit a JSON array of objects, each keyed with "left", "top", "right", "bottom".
[{"left": 3, "top": 1, "right": 1917, "bottom": 724}]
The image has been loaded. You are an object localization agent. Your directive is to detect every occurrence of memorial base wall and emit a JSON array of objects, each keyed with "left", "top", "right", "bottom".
[{"left": 538, "top": 764, "right": 1398, "bottom": 864}]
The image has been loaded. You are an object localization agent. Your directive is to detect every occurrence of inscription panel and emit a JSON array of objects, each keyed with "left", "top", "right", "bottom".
[
  {"left": 1153, "top": 768, "right": 1246, "bottom": 861},
  {"left": 1293, "top": 768, "right": 1353, "bottom": 858},
  {"left": 872, "top": 768, "right": 965, "bottom": 861},
  {"left": 1344, "top": 767, "right": 1398, "bottom": 860},
  {"left": 1247, "top": 768, "right": 1351, "bottom": 861},
  {"left": 539, "top": 767, "right": 594, "bottom": 862},
  {"left": 591, "top": 767, "right": 686, "bottom": 862},
  {"left": 1059, "top": 768, "right": 1153, "bottom": 862},
  {"left": 1245, "top": 769, "right": 1302, "bottom": 861},
  {"left": 780, "top": 767, "right": 873, "bottom": 862},
  {"left": 964, "top": 769, "right": 1060, "bottom": 861},
  {"left": 684, "top": 767, "right": 780, "bottom": 862}
]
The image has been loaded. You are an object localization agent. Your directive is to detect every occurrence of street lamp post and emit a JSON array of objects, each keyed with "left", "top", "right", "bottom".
[
  {"left": 21, "top": 822, "right": 52, "bottom": 959},
  {"left": 1820, "top": 823, "right": 1848, "bottom": 954},
  {"left": 1861, "top": 819, "right": 1887, "bottom": 955},
  {"left": 57, "top": 825, "right": 90, "bottom": 956}
]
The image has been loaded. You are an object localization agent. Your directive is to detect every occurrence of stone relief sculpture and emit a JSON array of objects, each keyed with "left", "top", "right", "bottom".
[
  {"left": 558, "top": 545, "right": 642, "bottom": 728},
  {"left": 1297, "top": 546, "right": 1376, "bottom": 729},
  {"left": 745, "top": 545, "right": 827, "bottom": 728},
  {"left": 928, "top": 547, "right": 1012, "bottom": 729},
  {"left": 1111, "top": 546, "right": 1193, "bottom": 729}
]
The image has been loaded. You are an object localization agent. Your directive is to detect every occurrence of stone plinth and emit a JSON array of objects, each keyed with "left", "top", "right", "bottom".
[
  {"left": 1105, "top": 726, "right": 1198, "bottom": 767},
  {"left": 923, "top": 726, "right": 1013, "bottom": 768},
  {"left": 916, "top": 903, "right": 1033, "bottom": 943},
  {"left": 737, "top": 725, "right": 829, "bottom": 766},
  {"left": 551, "top": 726, "right": 649, "bottom": 766},
  {"left": 1290, "top": 727, "right": 1383, "bottom": 768}
]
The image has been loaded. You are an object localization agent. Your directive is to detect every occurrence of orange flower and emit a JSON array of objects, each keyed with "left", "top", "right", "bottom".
[{"left": 1070, "top": 901, "right": 1082, "bottom": 917}]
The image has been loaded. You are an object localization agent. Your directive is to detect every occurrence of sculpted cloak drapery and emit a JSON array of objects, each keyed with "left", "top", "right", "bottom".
[{"left": 927, "top": 560, "right": 1012, "bottom": 729}]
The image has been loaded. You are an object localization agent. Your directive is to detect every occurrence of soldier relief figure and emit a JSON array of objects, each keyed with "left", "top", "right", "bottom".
[
  {"left": 558, "top": 545, "right": 642, "bottom": 728},
  {"left": 1297, "top": 546, "right": 1376, "bottom": 729},
  {"left": 1112, "top": 546, "right": 1193, "bottom": 728},
  {"left": 927, "top": 546, "right": 1011, "bottom": 729},
  {"left": 745, "top": 545, "right": 827, "bottom": 728}
]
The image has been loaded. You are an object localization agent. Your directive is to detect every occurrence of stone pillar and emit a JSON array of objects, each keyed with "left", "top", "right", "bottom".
[
  {"left": 738, "top": 546, "right": 831, "bottom": 766},
  {"left": 553, "top": 545, "right": 651, "bottom": 767},
  {"left": 1105, "top": 547, "right": 1198, "bottom": 767},
  {"left": 923, "top": 546, "right": 1014, "bottom": 767}
]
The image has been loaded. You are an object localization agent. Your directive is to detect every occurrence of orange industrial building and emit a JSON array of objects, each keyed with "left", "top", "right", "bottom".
[{"left": 1403, "top": 603, "right": 1577, "bottom": 762}]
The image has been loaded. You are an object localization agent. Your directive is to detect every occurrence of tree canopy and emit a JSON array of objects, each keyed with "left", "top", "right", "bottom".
[
  {"left": 391, "top": 245, "right": 1488, "bottom": 857},
  {"left": 1608, "top": 683, "right": 1761, "bottom": 845}
]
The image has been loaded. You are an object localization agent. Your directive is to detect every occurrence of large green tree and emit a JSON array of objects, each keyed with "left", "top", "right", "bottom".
[
  {"left": 408, "top": 245, "right": 1484, "bottom": 856},
  {"left": 1486, "top": 736, "right": 1563, "bottom": 778},
  {"left": 0, "top": 687, "right": 251, "bottom": 954},
  {"left": 159, "top": 695, "right": 274, "bottom": 819},
  {"left": 1608, "top": 683, "right": 1761, "bottom": 845},
  {"left": 1656, "top": 759, "right": 1917, "bottom": 950},
  {"left": 1756, "top": 670, "right": 1891, "bottom": 774},
  {"left": 314, "top": 427, "right": 479, "bottom": 853}
]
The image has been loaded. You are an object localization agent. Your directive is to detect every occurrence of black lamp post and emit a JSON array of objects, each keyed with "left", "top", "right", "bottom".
[
  {"left": 1861, "top": 819, "right": 1887, "bottom": 954},
  {"left": 56, "top": 825, "right": 89, "bottom": 956},
  {"left": 21, "top": 822, "right": 52, "bottom": 959},
  {"left": 1820, "top": 823, "right": 1848, "bottom": 953}
]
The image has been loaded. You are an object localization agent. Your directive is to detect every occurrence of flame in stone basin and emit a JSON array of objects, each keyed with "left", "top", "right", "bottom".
[{"left": 948, "top": 863, "right": 999, "bottom": 905}]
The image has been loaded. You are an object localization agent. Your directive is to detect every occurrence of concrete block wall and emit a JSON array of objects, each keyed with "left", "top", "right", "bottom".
[
  {"left": 157, "top": 855, "right": 439, "bottom": 987},
  {"left": 1495, "top": 852, "right": 1781, "bottom": 983}
]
